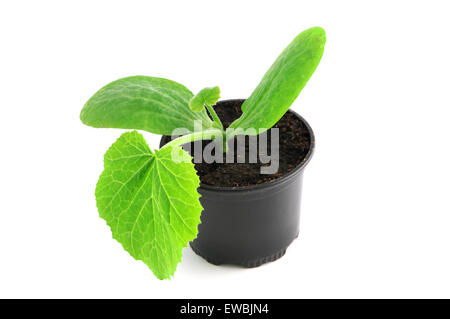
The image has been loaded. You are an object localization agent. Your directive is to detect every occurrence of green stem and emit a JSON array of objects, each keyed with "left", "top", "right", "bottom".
[
  {"left": 161, "top": 128, "right": 224, "bottom": 150},
  {"left": 205, "top": 104, "right": 223, "bottom": 130}
]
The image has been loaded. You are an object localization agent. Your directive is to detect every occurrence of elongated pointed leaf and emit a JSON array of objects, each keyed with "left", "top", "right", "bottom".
[
  {"left": 95, "top": 131, "right": 203, "bottom": 279},
  {"left": 81, "top": 76, "right": 213, "bottom": 135},
  {"left": 229, "top": 27, "right": 326, "bottom": 133}
]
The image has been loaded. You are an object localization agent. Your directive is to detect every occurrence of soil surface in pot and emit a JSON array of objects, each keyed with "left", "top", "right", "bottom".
[{"left": 166, "top": 100, "right": 311, "bottom": 187}]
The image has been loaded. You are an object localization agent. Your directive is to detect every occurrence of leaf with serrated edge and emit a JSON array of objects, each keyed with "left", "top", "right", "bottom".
[
  {"left": 95, "top": 131, "right": 203, "bottom": 279},
  {"left": 229, "top": 27, "right": 326, "bottom": 134},
  {"left": 80, "top": 76, "right": 213, "bottom": 135}
]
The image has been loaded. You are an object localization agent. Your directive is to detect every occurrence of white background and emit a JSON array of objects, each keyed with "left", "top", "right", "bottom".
[{"left": 1, "top": 0, "right": 449, "bottom": 298}]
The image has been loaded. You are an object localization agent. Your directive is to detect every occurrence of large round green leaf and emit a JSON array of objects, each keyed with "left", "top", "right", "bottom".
[{"left": 95, "top": 131, "right": 203, "bottom": 279}]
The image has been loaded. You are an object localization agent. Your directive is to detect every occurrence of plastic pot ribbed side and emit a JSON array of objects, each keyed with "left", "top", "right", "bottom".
[{"left": 159, "top": 99, "right": 315, "bottom": 267}]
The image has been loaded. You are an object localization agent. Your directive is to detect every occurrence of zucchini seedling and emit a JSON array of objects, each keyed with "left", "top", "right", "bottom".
[{"left": 80, "top": 27, "right": 326, "bottom": 279}]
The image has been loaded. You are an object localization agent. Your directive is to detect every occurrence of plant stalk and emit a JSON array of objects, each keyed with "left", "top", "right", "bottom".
[
  {"left": 205, "top": 104, "right": 223, "bottom": 130},
  {"left": 161, "top": 128, "right": 224, "bottom": 150}
]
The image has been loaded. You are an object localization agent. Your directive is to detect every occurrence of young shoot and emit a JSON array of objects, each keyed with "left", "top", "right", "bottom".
[{"left": 80, "top": 27, "right": 326, "bottom": 279}]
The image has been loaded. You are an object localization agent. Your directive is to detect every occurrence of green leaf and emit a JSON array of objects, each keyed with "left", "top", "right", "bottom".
[
  {"left": 95, "top": 131, "right": 203, "bottom": 279},
  {"left": 80, "top": 76, "right": 213, "bottom": 135},
  {"left": 228, "top": 27, "right": 326, "bottom": 134},
  {"left": 189, "top": 86, "right": 221, "bottom": 112}
]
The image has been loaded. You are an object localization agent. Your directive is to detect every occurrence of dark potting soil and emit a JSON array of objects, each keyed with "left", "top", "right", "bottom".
[{"left": 164, "top": 99, "right": 311, "bottom": 187}]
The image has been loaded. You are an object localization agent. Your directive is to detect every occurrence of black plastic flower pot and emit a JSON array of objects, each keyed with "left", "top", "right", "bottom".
[{"left": 159, "top": 99, "right": 315, "bottom": 267}]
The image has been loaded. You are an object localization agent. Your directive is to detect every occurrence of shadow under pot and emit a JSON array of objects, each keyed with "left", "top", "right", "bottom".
[{"left": 159, "top": 99, "right": 315, "bottom": 267}]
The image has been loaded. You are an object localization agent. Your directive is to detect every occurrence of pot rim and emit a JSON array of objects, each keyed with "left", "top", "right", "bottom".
[{"left": 198, "top": 99, "right": 316, "bottom": 193}]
